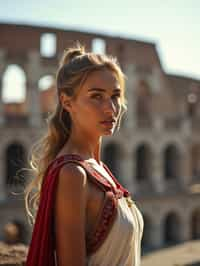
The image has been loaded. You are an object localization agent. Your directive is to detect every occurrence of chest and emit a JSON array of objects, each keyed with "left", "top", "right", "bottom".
[{"left": 85, "top": 160, "right": 117, "bottom": 233}]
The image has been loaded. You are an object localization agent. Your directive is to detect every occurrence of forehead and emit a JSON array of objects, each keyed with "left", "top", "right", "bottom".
[{"left": 82, "top": 69, "right": 120, "bottom": 91}]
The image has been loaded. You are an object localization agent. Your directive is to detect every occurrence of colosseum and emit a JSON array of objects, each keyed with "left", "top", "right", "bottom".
[{"left": 0, "top": 22, "right": 200, "bottom": 254}]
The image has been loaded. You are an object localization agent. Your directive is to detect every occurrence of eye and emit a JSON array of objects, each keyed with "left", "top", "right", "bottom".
[
  {"left": 91, "top": 94, "right": 103, "bottom": 100},
  {"left": 112, "top": 94, "right": 121, "bottom": 100}
]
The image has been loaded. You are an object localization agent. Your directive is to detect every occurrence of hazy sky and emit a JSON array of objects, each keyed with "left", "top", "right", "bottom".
[{"left": 0, "top": 0, "right": 200, "bottom": 79}]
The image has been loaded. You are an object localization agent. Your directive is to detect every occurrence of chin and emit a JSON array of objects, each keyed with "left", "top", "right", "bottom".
[{"left": 102, "top": 129, "right": 114, "bottom": 136}]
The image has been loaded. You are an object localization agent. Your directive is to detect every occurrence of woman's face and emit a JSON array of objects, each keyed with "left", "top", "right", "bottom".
[{"left": 63, "top": 69, "right": 122, "bottom": 137}]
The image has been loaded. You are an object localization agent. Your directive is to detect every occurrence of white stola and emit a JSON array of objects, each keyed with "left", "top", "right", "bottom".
[{"left": 86, "top": 159, "right": 144, "bottom": 266}]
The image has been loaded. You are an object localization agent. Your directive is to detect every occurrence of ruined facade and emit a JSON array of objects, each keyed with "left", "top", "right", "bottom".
[{"left": 0, "top": 22, "right": 200, "bottom": 252}]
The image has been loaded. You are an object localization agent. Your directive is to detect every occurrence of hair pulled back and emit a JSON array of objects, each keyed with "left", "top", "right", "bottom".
[{"left": 24, "top": 43, "right": 127, "bottom": 226}]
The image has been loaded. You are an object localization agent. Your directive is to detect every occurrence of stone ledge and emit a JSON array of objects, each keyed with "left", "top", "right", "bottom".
[
  {"left": 0, "top": 242, "right": 28, "bottom": 266},
  {"left": 141, "top": 240, "right": 200, "bottom": 266}
]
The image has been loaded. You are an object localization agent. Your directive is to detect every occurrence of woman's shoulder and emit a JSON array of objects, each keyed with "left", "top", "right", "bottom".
[
  {"left": 58, "top": 162, "right": 88, "bottom": 191},
  {"left": 54, "top": 162, "right": 88, "bottom": 216}
]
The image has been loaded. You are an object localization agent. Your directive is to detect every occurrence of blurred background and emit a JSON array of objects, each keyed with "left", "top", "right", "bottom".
[{"left": 0, "top": 1, "right": 200, "bottom": 265}]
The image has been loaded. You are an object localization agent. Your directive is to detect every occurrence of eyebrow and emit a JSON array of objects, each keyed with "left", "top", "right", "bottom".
[{"left": 88, "top": 87, "right": 121, "bottom": 93}]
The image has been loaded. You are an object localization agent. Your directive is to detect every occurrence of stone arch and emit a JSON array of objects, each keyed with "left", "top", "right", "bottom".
[
  {"left": 164, "top": 144, "right": 181, "bottom": 180},
  {"left": 191, "top": 208, "right": 200, "bottom": 239},
  {"left": 3, "top": 219, "right": 28, "bottom": 244},
  {"left": 102, "top": 142, "right": 124, "bottom": 184},
  {"left": 5, "top": 142, "right": 27, "bottom": 187},
  {"left": 135, "top": 79, "right": 153, "bottom": 127},
  {"left": 135, "top": 143, "right": 152, "bottom": 182},
  {"left": 2, "top": 64, "right": 26, "bottom": 103},
  {"left": 163, "top": 211, "right": 181, "bottom": 245}
]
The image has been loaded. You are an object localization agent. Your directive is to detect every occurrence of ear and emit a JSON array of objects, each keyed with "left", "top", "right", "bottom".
[{"left": 59, "top": 92, "right": 73, "bottom": 113}]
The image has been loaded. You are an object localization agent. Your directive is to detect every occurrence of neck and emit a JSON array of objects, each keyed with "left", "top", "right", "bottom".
[{"left": 63, "top": 126, "right": 102, "bottom": 164}]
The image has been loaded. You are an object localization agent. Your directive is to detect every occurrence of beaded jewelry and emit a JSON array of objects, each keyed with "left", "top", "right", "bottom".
[{"left": 126, "top": 196, "right": 134, "bottom": 208}]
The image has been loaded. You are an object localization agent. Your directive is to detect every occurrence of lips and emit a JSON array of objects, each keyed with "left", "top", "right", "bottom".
[
  {"left": 100, "top": 118, "right": 116, "bottom": 128},
  {"left": 101, "top": 118, "right": 116, "bottom": 123}
]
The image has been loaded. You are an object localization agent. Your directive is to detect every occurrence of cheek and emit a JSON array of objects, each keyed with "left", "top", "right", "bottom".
[
  {"left": 85, "top": 97, "right": 104, "bottom": 108},
  {"left": 76, "top": 98, "right": 100, "bottom": 115}
]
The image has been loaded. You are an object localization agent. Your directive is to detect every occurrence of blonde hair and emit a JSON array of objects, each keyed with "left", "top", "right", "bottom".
[{"left": 24, "top": 43, "right": 127, "bottom": 226}]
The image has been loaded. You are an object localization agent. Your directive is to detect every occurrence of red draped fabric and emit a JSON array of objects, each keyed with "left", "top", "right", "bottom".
[{"left": 26, "top": 156, "right": 60, "bottom": 266}]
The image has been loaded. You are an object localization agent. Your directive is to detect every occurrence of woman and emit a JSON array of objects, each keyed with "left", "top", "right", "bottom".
[{"left": 25, "top": 44, "right": 144, "bottom": 266}]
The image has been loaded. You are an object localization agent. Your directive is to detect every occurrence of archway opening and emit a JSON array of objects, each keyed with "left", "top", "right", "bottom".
[
  {"left": 102, "top": 142, "right": 123, "bottom": 184},
  {"left": 191, "top": 208, "right": 200, "bottom": 239},
  {"left": 164, "top": 212, "right": 181, "bottom": 246},
  {"left": 2, "top": 64, "right": 26, "bottom": 103},
  {"left": 136, "top": 80, "right": 152, "bottom": 127},
  {"left": 141, "top": 214, "right": 153, "bottom": 254},
  {"left": 5, "top": 142, "right": 26, "bottom": 188},
  {"left": 191, "top": 145, "right": 200, "bottom": 180},
  {"left": 135, "top": 143, "right": 152, "bottom": 182},
  {"left": 164, "top": 144, "right": 180, "bottom": 180}
]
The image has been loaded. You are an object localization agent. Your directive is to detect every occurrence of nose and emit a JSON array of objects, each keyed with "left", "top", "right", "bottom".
[{"left": 104, "top": 99, "right": 117, "bottom": 115}]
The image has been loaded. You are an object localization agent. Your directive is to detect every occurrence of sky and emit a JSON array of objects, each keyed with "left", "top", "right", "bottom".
[{"left": 0, "top": 0, "right": 200, "bottom": 101}]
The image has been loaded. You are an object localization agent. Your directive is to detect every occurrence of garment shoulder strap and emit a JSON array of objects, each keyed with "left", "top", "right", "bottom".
[{"left": 46, "top": 154, "right": 113, "bottom": 193}]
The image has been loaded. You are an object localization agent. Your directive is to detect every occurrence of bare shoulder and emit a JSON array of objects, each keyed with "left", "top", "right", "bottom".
[
  {"left": 54, "top": 162, "right": 87, "bottom": 265},
  {"left": 57, "top": 162, "right": 88, "bottom": 196},
  {"left": 59, "top": 162, "right": 87, "bottom": 183},
  {"left": 55, "top": 162, "right": 88, "bottom": 223}
]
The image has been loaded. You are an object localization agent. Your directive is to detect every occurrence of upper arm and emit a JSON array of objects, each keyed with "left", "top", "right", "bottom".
[{"left": 54, "top": 162, "right": 88, "bottom": 266}]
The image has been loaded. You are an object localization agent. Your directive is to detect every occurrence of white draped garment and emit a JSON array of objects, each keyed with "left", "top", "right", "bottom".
[{"left": 86, "top": 160, "right": 144, "bottom": 266}]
